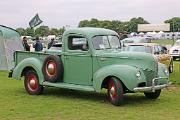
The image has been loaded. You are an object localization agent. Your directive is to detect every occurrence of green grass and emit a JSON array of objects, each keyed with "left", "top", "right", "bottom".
[
  {"left": 152, "top": 39, "right": 174, "bottom": 45},
  {"left": 170, "top": 60, "right": 180, "bottom": 85},
  {"left": 0, "top": 59, "right": 180, "bottom": 120}
]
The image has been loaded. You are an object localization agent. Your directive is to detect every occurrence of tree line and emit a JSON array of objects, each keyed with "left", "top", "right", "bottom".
[
  {"left": 16, "top": 26, "right": 65, "bottom": 37},
  {"left": 16, "top": 17, "right": 180, "bottom": 37}
]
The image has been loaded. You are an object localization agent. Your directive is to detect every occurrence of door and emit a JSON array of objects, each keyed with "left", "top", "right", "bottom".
[{"left": 63, "top": 35, "right": 93, "bottom": 85}]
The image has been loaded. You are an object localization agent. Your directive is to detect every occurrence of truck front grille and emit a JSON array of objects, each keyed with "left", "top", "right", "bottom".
[{"left": 143, "top": 70, "right": 157, "bottom": 86}]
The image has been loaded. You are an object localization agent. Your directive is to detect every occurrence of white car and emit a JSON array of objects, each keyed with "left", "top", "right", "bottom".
[{"left": 169, "top": 40, "right": 180, "bottom": 60}]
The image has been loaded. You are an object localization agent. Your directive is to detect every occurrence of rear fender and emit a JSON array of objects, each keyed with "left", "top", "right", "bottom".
[{"left": 12, "top": 58, "right": 44, "bottom": 84}]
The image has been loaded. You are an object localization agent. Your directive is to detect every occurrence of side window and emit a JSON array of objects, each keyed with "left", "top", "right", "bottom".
[{"left": 68, "top": 36, "right": 88, "bottom": 51}]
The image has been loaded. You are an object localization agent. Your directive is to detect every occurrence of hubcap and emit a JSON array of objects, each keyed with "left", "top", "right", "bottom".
[
  {"left": 109, "top": 81, "right": 117, "bottom": 99},
  {"left": 28, "top": 74, "right": 38, "bottom": 91},
  {"left": 110, "top": 86, "right": 115, "bottom": 98},
  {"left": 29, "top": 79, "right": 36, "bottom": 87},
  {"left": 46, "top": 61, "right": 56, "bottom": 76}
]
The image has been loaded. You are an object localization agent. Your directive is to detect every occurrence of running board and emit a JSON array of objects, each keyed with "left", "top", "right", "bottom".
[{"left": 42, "top": 82, "right": 95, "bottom": 92}]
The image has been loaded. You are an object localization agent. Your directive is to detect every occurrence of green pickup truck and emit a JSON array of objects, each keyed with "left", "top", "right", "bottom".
[{"left": 9, "top": 27, "right": 170, "bottom": 106}]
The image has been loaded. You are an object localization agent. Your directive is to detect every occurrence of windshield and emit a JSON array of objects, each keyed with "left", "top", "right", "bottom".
[
  {"left": 175, "top": 40, "right": 180, "bottom": 45},
  {"left": 92, "top": 35, "right": 121, "bottom": 50},
  {"left": 126, "top": 45, "right": 152, "bottom": 53}
]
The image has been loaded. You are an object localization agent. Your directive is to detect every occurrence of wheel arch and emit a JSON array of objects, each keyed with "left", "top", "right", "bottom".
[
  {"left": 21, "top": 66, "right": 36, "bottom": 77},
  {"left": 93, "top": 65, "right": 139, "bottom": 92},
  {"left": 101, "top": 76, "right": 128, "bottom": 92},
  {"left": 12, "top": 58, "right": 44, "bottom": 84}
]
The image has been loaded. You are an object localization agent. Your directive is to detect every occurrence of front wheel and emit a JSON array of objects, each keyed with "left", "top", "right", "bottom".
[
  {"left": 144, "top": 89, "right": 161, "bottom": 99},
  {"left": 24, "top": 70, "right": 44, "bottom": 95},
  {"left": 107, "top": 77, "right": 124, "bottom": 106}
]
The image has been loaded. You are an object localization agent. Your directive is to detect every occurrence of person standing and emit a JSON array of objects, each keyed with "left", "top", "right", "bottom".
[
  {"left": 33, "top": 37, "right": 43, "bottom": 52},
  {"left": 48, "top": 38, "right": 55, "bottom": 49},
  {"left": 22, "top": 37, "right": 30, "bottom": 51}
]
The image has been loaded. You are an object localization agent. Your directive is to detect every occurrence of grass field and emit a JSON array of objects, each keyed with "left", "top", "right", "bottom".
[
  {"left": 0, "top": 66, "right": 180, "bottom": 120},
  {"left": 152, "top": 39, "right": 174, "bottom": 45},
  {"left": 0, "top": 39, "right": 180, "bottom": 120}
]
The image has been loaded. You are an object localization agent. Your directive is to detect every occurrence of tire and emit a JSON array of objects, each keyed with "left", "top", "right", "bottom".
[
  {"left": 107, "top": 77, "right": 124, "bottom": 106},
  {"left": 24, "top": 70, "right": 44, "bottom": 95},
  {"left": 42, "top": 55, "right": 63, "bottom": 83},
  {"left": 173, "top": 57, "right": 176, "bottom": 61},
  {"left": 169, "top": 60, "right": 173, "bottom": 73},
  {"left": 144, "top": 89, "right": 161, "bottom": 99}
]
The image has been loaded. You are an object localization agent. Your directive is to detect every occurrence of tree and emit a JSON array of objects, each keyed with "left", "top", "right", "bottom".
[
  {"left": 26, "top": 27, "right": 35, "bottom": 37},
  {"left": 35, "top": 26, "right": 49, "bottom": 37},
  {"left": 49, "top": 28, "right": 59, "bottom": 36},
  {"left": 128, "top": 17, "right": 149, "bottom": 33},
  {"left": 165, "top": 17, "right": 180, "bottom": 32},
  {"left": 16, "top": 28, "right": 26, "bottom": 36},
  {"left": 78, "top": 17, "right": 149, "bottom": 33}
]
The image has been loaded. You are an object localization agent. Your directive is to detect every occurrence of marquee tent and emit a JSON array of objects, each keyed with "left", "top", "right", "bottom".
[{"left": 0, "top": 25, "right": 24, "bottom": 70}]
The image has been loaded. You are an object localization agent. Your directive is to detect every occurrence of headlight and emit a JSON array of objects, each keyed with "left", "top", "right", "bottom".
[{"left": 136, "top": 69, "right": 141, "bottom": 78}]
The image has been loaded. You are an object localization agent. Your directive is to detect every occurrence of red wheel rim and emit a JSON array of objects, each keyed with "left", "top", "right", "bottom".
[
  {"left": 109, "top": 80, "right": 117, "bottom": 100},
  {"left": 46, "top": 60, "right": 56, "bottom": 77},
  {"left": 27, "top": 74, "right": 38, "bottom": 91}
]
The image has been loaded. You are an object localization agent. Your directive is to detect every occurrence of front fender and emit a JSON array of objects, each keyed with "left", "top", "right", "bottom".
[
  {"left": 12, "top": 58, "right": 44, "bottom": 84},
  {"left": 93, "top": 65, "right": 144, "bottom": 92}
]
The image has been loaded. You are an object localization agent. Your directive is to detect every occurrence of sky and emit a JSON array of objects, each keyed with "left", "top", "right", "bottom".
[{"left": 0, "top": 0, "right": 180, "bottom": 29}]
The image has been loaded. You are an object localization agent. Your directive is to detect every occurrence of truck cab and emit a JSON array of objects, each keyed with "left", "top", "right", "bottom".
[{"left": 10, "top": 27, "right": 170, "bottom": 106}]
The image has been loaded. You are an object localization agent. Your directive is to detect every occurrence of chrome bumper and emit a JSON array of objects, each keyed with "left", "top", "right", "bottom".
[{"left": 133, "top": 77, "right": 171, "bottom": 92}]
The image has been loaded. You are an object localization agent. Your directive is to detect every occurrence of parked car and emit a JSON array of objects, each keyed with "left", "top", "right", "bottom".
[
  {"left": 9, "top": 28, "right": 170, "bottom": 106},
  {"left": 49, "top": 42, "right": 62, "bottom": 50},
  {"left": 121, "top": 37, "right": 151, "bottom": 46},
  {"left": 124, "top": 43, "right": 173, "bottom": 73},
  {"left": 169, "top": 40, "right": 180, "bottom": 60}
]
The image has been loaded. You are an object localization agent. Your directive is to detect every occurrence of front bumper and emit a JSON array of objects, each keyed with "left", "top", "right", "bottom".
[{"left": 133, "top": 77, "right": 171, "bottom": 92}]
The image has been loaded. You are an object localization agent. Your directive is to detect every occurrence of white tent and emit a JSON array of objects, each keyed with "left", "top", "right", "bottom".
[{"left": 0, "top": 25, "right": 24, "bottom": 70}]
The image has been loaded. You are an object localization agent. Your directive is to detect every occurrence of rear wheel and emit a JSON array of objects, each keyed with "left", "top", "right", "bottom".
[
  {"left": 24, "top": 70, "right": 44, "bottom": 95},
  {"left": 107, "top": 77, "right": 124, "bottom": 106},
  {"left": 144, "top": 89, "right": 161, "bottom": 99}
]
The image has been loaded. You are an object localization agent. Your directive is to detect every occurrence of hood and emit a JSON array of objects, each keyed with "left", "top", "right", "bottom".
[{"left": 94, "top": 50, "right": 157, "bottom": 71}]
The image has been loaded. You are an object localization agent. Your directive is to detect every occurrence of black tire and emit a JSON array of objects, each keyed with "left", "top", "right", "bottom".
[
  {"left": 144, "top": 89, "right": 161, "bottom": 99},
  {"left": 169, "top": 60, "right": 173, "bottom": 73},
  {"left": 107, "top": 77, "right": 124, "bottom": 106},
  {"left": 24, "top": 70, "right": 44, "bottom": 95},
  {"left": 42, "top": 55, "right": 63, "bottom": 83}
]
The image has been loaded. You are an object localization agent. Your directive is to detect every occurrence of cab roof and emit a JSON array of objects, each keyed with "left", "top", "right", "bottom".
[{"left": 63, "top": 27, "right": 118, "bottom": 38}]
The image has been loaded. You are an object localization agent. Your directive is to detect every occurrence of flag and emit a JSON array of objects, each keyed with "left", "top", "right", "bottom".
[{"left": 29, "top": 14, "right": 43, "bottom": 28}]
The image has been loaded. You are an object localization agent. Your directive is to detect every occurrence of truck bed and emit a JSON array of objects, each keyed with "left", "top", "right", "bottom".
[{"left": 14, "top": 51, "right": 52, "bottom": 67}]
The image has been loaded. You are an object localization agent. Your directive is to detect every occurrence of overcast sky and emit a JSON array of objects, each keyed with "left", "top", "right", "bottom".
[{"left": 0, "top": 0, "right": 180, "bottom": 29}]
